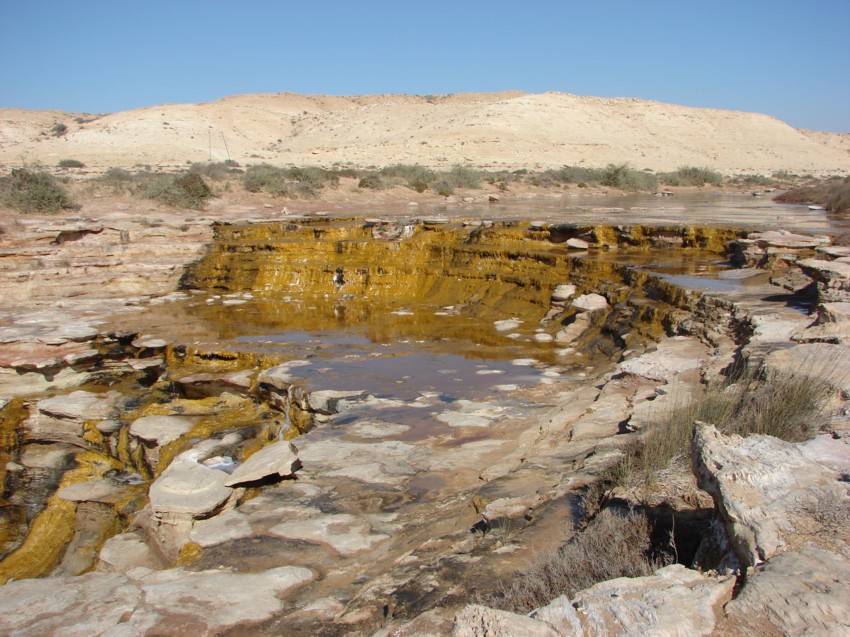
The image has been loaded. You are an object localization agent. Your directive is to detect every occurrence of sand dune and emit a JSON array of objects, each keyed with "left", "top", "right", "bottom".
[{"left": 1, "top": 91, "right": 848, "bottom": 174}]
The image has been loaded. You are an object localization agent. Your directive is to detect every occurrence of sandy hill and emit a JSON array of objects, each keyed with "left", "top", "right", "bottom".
[{"left": 1, "top": 91, "right": 848, "bottom": 175}]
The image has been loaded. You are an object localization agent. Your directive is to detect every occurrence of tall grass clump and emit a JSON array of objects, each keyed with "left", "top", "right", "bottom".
[
  {"left": 661, "top": 166, "right": 723, "bottom": 187},
  {"left": 826, "top": 176, "right": 850, "bottom": 212},
  {"left": 487, "top": 508, "right": 665, "bottom": 613},
  {"left": 600, "top": 164, "right": 657, "bottom": 191},
  {"left": 610, "top": 360, "right": 836, "bottom": 491},
  {"left": 136, "top": 172, "right": 214, "bottom": 209},
  {"left": 0, "top": 166, "right": 76, "bottom": 214}
]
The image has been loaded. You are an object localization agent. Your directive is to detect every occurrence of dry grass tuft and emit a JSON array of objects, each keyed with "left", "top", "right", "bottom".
[{"left": 486, "top": 508, "right": 667, "bottom": 613}]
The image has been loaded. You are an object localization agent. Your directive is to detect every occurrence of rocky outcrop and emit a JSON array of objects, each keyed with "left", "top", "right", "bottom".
[{"left": 797, "top": 258, "right": 850, "bottom": 303}]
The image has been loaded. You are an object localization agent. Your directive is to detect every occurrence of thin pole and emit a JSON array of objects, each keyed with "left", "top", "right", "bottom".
[{"left": 221, "top": 132, "right": 231, "bottom": 161}]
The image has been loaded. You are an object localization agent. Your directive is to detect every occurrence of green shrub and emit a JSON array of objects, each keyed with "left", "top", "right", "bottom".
[
  {"left": 51, "top": 123, "right": 68, "bottom": 137},
  {"left": 600, "top": 164, "right": 657, "bottom": 191},
  {"left": 58, "top": 159, "right": 85, "bottom": 169},
  {"left": 433, "top": 179, "right": 454, "bottom": 196},
  {"left": 243, "top": 164, "right": 288, "bottom": 195},
  {"left": 243, "top": 164, "right": 334, "bottom": 198},
  {"left": 661, "top": 166, "right": 723, "bottom": 187},
  {"left": 0, "top": 166, "right": 76, "bottom": 213},
  {"left": 446, "top": 164, "right": 482, "bottom": 189},
  {"left": 136, "top": 172, "right": 213, "bottom": 209}
]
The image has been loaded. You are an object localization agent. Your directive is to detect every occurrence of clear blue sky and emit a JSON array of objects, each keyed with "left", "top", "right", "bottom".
[{"left": 1, "top": 1, "right": 848, "bottom": 131}]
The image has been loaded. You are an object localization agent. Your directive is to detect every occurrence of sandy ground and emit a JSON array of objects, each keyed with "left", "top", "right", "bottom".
[{"left": 1, "top": 91, "right": 849, "bottom": 175}]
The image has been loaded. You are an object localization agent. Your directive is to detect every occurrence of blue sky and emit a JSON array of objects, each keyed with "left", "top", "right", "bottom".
[{"left": 1, "top": 1, "right": 848, "bottom": 131}]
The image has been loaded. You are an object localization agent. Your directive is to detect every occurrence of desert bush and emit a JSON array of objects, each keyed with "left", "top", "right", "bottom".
[
  {"left": 243, "top": 164, "right": 288, "bottom": 195},
  {"left": 357, "top": 174, "right": 385, "bottom": 190},
  {"left": 488, "top": 508, "right": 664, "bottom": 612},
  {"left": 58, "top": 159, "right": 85, "bottom": 169},
  {"left": 243, "top": 164, "right": 335, "bottom": 198},
  {"left": 50, "top": 123, "right": 68, "bottom": 137},
  {"left": 0, "top": 166, "right": 76, "bottom": 213},
  {"left": 446, "top": 164, "right": 482, "bottom": 189},
  {"left": 600, "top": 164, "right": 657, "bottom": 191},
  {"left": 136, "top": 172, "right": 213, "bottom": 209},
  {"left": 661, "top": 166, "right": 723, "bottom": 187},
  {"left": 189, "top": 161, "right": 241, "bottom": 180},
  {"left": 432, "top": 179, "right": 454, "bottom": 196}
]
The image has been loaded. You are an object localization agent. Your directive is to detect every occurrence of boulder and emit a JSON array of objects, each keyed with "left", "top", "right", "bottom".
[
  {"left": 148, "top": 457, "right": 233, "bottom": 519},
  {"left": 692, "top": 423, "right": 850, "bottom": 565},
  {"left": 225, "top": 440, "right": 300, "bottom": 487},
  {"left": 551, "top": 284, "right": 577, "bottom": 303}
]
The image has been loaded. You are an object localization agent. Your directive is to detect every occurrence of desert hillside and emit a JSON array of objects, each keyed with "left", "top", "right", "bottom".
[{"left": 1, "top": 91, "right": 848, "bottom": 175}]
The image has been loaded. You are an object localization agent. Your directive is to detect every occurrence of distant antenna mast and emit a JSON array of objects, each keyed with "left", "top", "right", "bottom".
[{"left": 221, "top": 132, "right": 231, "bottom": 161}]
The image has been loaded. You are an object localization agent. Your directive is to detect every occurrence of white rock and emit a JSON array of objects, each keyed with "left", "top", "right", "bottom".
[
  {"left": 551, "top": 283, "right": 577, "bottom": 302},
  {"left": 268, "top": 513, "right": 388, "bottom": 556},
  {"left": 566, "top": 237, "right": 590, "bottom": 250},
  {"left": 225, "top": 440, "right": 300, "bottom": 487},
  {"left": 149, "top": 457, "right": 233, "bottom": 518},
  {"left": 571, "top": 293, "right": 609, "bottom": 313}
]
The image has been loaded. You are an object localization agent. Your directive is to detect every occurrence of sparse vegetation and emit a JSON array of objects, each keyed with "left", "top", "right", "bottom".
[
  {"left": 660, "top": 166, "right": 723, "bottom": 187},
  {"left": 189, "top": 160, "right": 241, "bottom": 180},
  {"left": 50, "top": 123, "right": 68, "bottom": 137},
  {"left": 487, "top": 508, "right": 667, "bottom": 613},
  {"left": 242, "top": 164, "right": 337, "bottom": 198},
  {"left": 0, "top": 165, "right": 76, "bottom": 213}
]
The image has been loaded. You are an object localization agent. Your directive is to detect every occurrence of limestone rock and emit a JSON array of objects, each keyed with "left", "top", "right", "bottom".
[
  {"left": 268, "top": 513, "right": 389, "bottom": 556},
  {"left": 722, "top": 547, "right": 850, "bottom": 636},
  {"left": 566, "top": 237, "right": 590, "bottom": 250},
  {"left": 307, "top": 389, "right": 368, "bottom": 414},
  {"left": 692, "top": 423, "right": 850, "bottom": 565},
  {"left": 57, "top": 479, "right": 126, "bottom": 503},
  {"left": 130, "top": 414, "right": 196, "bottom": 447},
  {"left": 551, "top": 284, "right": 577, "bottom": 302},
  {"left": 225, "top": 440, "right": 300, "bottom": 487},
  {"left": 36, "top": 390, "right": 119, "bottom": 422},
  {"left": 571, "top": 293, "right": 609, "bottom": 313},
  {"left": 453, "top": 604, "right": 560, "bottom": 636},
  {"left": 149, "top": 457, "right": 233, "bottom": 519},
  {"left": 555, "top": 313, "right": 593, "bottom": 344},
  {"left": 532, "top": 564, "right": 734, "bottom": 636},
  {"left": 797, "top": 258, "right": 850, "bottom": 303},
  {"left": 762, "top": 343, "right": 850, "bottom": 396},
  {"left": 0, "top": 565, "right": 314, "bottom": 635},
  {"left": 619, "top": 336, "right": 705, "bottom": 382}
]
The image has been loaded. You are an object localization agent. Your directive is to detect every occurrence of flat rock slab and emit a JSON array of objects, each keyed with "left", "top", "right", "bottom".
[
  {"left": 530, "top": 564, "right": 734, "bottom": 636},
  {"left": 37, "top": 390, "right": 120, "bottom": 422},
  {"left": 551, "top": 283, "right": 577, "bottom": 302},
  {"left": 57, "top": 479, "right": 126, "bottom": 503},
  {"left": 130, "top": 414, "right": 196, "bottom": 447},
  {"left": 762, "top": 342, "right": 850, "bottom": 395},
  {"left": 149, "top": 458, "right": 233, "bottom": 518},
  {"left": 268, "top": 513, "right": 389, "bottom": 556},
  {"left": 0, "top": 565, "right": 314, "bottom": 635},
  {"left": 297, "top": 437, "right": 424, "bottom": 486},
  {"left": 723, "top": 547, "right": 850, "bottom": 636},
  {"left": 619, "top": 336, "right": 705, "bottom": 381},
  {"left": 225, "top": 440, "right": 300, "bottom": 487}
]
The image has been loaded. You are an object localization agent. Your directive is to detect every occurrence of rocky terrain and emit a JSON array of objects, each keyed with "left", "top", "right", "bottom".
[
  {"left": 2, "top": 91, "right": 849, "bottom": 175},
  {"left": 0, "top": 190, "right": 849, "bottom": 636}
]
